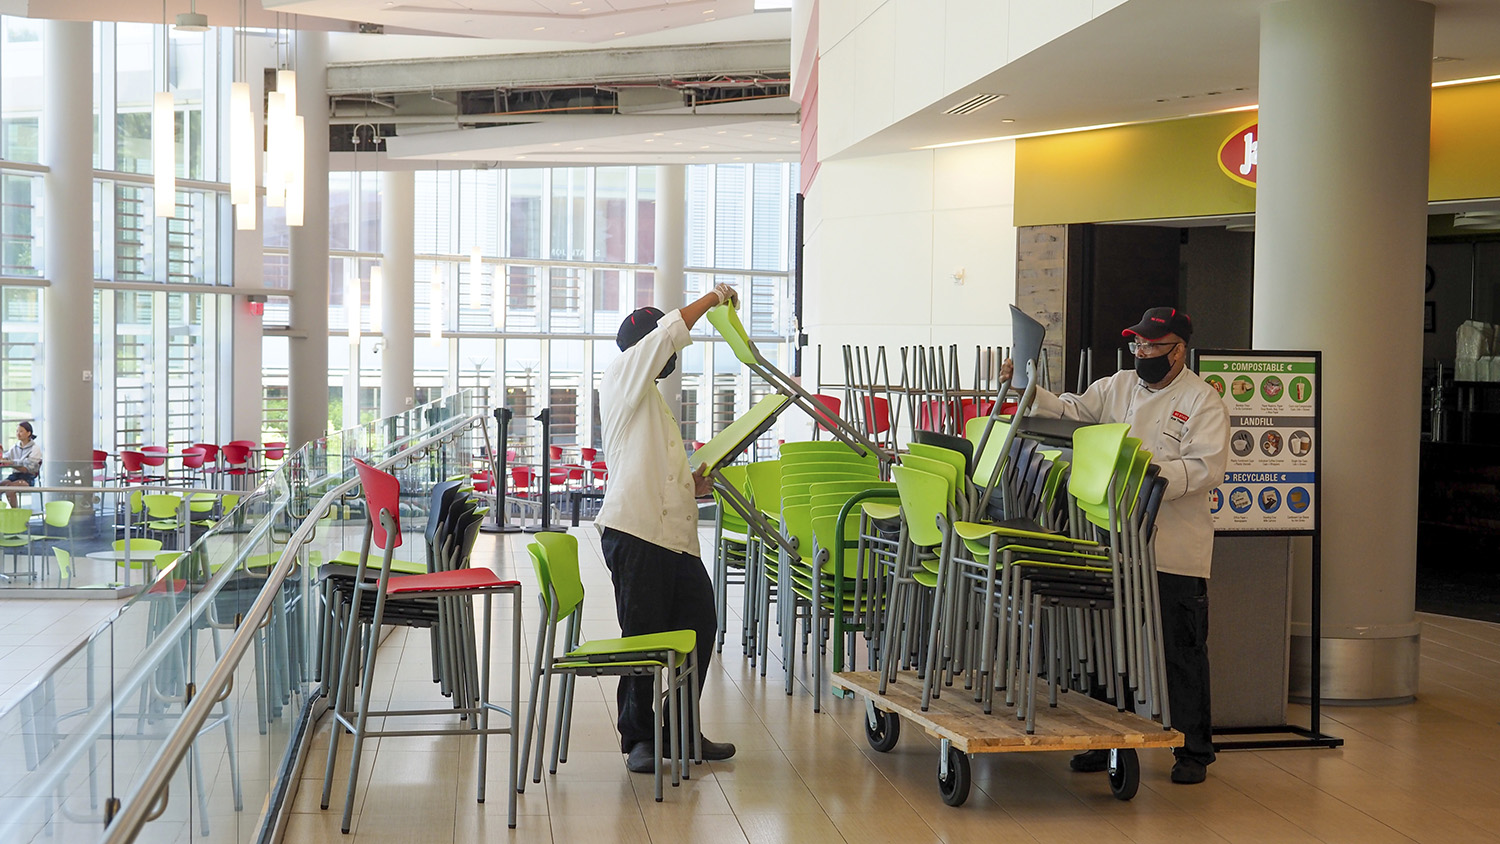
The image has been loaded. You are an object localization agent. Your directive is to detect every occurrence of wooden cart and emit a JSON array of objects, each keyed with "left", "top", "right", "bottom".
[{"left": 831, "top": 670, "right": 1183, "bottom": 806}]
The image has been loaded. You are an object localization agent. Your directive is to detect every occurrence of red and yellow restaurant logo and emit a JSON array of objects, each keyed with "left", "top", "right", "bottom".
[{"left": 1217, "top": 122, "right": 1257, "bottom": 187}]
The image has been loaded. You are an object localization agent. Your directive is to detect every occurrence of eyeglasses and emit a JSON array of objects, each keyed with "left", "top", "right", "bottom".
[{"left": 1127, "top": 340, "right": 1181, "bottom": 355}]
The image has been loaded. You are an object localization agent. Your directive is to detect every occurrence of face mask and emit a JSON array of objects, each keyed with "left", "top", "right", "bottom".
[
  {"left": 1135, "top": 349, "right": 1174, "bottom": 384},
  {"left": 656, "top": 353, "right": 677, "bottom": 381}
]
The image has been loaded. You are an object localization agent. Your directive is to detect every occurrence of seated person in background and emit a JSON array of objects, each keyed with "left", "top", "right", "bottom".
[{"left": 0, "top": 421, "right": 41, "bottom": 507}]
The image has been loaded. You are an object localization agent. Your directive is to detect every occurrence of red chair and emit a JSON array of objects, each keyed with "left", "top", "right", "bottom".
[
  {"left": 220, "top": 443, "right": 253, "bottom": 488},
  {"left": 194, "top": 443, "right": 220, "bottom": 478},
  {"left": 579, "top": 447, "right": 598, "bottom": 463},
  {"left": 119, "top": 450, "right": 149, "bottom": 484},
  {"left": 471, "top": 470, "right": 493, "bottom": 493},
  {"left": 859, "top": 395, "right": 893, "bottom": 435},
  {"left": 811, "top": 394, "right": 842, "bottom": 432},
  {"left": 141, "top": 446, "right": 170, "bottom": 483},
  {"left": 590, "top": 460, "right": 608, "bottom": 489},
  {"left": 92, "top": 449, "right": 111, "bottom": 483},
  {"left": 322, "top": 458, "right": 522, "bottom": 831},
  {"left": 510, "top": 466, "right": 535, "bottom": 499},
  {"left": 262, "top": 441, "right": 287, "bottom": 472},
  {"left": 178, "top": 446, "right": 207, "bottom": 484},
  {"left": 548, "top": 445, "right": 565, "bottom": 463}
]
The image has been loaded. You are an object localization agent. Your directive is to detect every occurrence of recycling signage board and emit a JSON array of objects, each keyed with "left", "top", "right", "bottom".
[{"left": 1193, "top": 350, "right": 1320, "bottom": 535}]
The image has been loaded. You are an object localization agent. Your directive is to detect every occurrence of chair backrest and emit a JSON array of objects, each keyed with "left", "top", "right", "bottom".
[
  {"left": 154, "top": 551, "right": 183, "bottom": 573},
  {"left": 1069, "top": 423, "right": 1133, "bottom": 514},
  {"left": 140, "top": 446, "right": 168, "bottom": 467},
  {"left": 912, "top": 430, "right": 974, "bottom": 478},
  {"left": 892, "top": 465, "right": 949, "bottom": 548},
  {"left": 92, "top": 450, "right": 109, "bottom": 470},
  {"left": 548, "top": 445, "right": 564, "bottom": 461},
  {"left": 906, "top": 443, "right": 968, "bottom": 497},
  {"left": 965, "top": 416, "right": 1009, "bottom": 486},
  {"left": 143, "top": 494, "right": 182, "bottom": 519},
  {"left": 221, "top": 444, "right": 251, "bottom": 467},
  {"left": 0, "top": 508, "right": 30, "bottom": 533},
  {"left": 811, "top": 394, "right": 841, "bottom": 431},
  {"left": 226, "top": 439, "right": 255, "bottom": 449},
  {"left": 353, "top": 458, "right": 402, "bottom": 550},
  {"left": 898, "top": 453, "right": 960, "bottom": 507},
  {"left": 713, "top": 465, "right": 751, "bottom": 531},
  {"left": 114, "top": 537, "right": 163, "bottom": 552},
  {"left": 53, "top": 547, "right": 73, "bottom": 580},
  {"left": 534, "top": 533, "right": 585, "bottom": 621},
  {"left": 193, "top": 443, "right": 219, "bottom": 463},
  {"left": 744, "top": 460, "right": 783, "bottom": 515},
  {"left": 262, "top": 441, "right": 287, "bottom": 460},
  {"left": 705, "top": 303, "right": 760, "bottom": 366},
  {"left": 180, "top": 446, "right": 206, "bottom": 470},
  {"left": 859, "top": 395, "right": 893, "bottom": 435},
  {"left": 511, "top": 465, "right": 534, "bottom": 487},
  {"left": 580, "top": 447, "right": 598, "bottom": 462},
  {"left": 44, "top": 500, "right": 74, "bottom": 528},
  {"left": 120, "top": 450, "right": 145, "bottom": 473}
]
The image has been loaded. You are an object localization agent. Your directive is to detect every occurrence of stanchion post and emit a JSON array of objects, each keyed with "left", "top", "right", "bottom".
[
  {"left": 524, "top": 407, "right": 565, "bottom": 533},
  {"left": 480, "top": 407, "right": 522, "bottom": 534}
]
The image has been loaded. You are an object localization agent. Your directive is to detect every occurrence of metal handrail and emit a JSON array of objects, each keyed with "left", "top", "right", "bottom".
[{"left": 99, "top": 409, "right": 481, "bottom": 843}]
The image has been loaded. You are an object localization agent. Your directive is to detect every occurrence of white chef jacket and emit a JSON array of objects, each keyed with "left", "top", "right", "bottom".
[
  {"left": 1029, "top": 367, "right": 1229, "bottom": 579},
  {"left": 594, "top": 309, "right": 701, "bottom": 556}
]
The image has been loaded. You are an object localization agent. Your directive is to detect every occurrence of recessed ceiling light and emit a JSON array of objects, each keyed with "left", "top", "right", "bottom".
[
  {"left": 767, "top": 136, "right": 777, "bottom": 141},
  {"left": 703, "top": 8, "right": 715, "bottom": 13},
  {"left": 673, "top": 141, "right": 683, "bottom": 145},
  {"left": 716, "top": 130, "right": 726, "bottom": 135},
  {"left": 614, "top": 31, "right": 625, "bottom": 35},
  {"left": 700, "top": 145, "right": 710, "bottom": 149},
  {"left": 705, "top": 17, "right": 714, "bottom": 21},
  {"left": 743, "top": 133, "right": 753, "bottom": 137},
  {"left": 654, "top": 132, "right": 665, "bottom": 136},
  {"left": 1001, "top": 118, "right": 1015, "bottom": 123},
  {"left": 643, "top": 138, "right": 654, "bottom": 143},
  {"left": 517, "top": 155, "right": 528, "bottom": 160},
  {"left": 733, "top": 157, "right": 742, "bottom": 161},
  {"left": 570, "top": 1, "right": 582, "bottom": 4},
  {"left": 533, "top": 26, "right": 545, "bottom": 31}
]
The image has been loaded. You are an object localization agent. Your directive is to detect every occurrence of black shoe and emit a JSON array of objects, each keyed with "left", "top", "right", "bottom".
[
  {"left": 1171, "top": 757, "right": 1207, "bottom": 785},
  {"left": 666, "top": 737, "right": 737, "bottom": 761},
  {"left": 1069, "top": 749, "right": 1109, "bottom": 773},
  {"left": 625, "top": 744, "right": 656, "bottom": 774}
]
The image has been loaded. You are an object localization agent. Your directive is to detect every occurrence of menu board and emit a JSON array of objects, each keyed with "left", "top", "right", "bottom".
[{"left": 1194, "top": 350, "right": 1320, "bottom": 535}]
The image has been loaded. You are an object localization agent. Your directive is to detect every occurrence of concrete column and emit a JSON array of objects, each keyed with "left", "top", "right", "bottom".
[
  {"left": 653, "top": 165, "right": 688, "bottom": 422},
  {"left": 1254, "top": 0, "right": 1433, "bottom": 702},
  {"left": 287, "top": 32, "right": 330, "bottom": 450},
  {"left": 41, "top": 21, "right": 95, "bottom": 498},
  {"left": 380, "top": 169, "right": 416, "bottom": 418}
]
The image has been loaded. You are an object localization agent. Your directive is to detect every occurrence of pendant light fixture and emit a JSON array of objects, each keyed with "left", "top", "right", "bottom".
[
  {"left": 492, "top": 165, "right": 504, "bottom": 330},
  {"left": 231, "top": 1, "right": 255, "bottom": 228},
  {"left": 263, "top": 16, "right": 304, "bottom": 224},
  {"left": 366, "top": 126, "right": 384, "bottom": 333},
  {"left": 153, "top": 1, "right": 175, "bottom": 218},
  {"left": 286, "top": 115, "right": 306, "bottom": 227}
]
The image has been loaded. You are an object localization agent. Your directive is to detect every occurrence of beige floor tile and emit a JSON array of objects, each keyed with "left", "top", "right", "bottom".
[
  {"left": 734, "top": 813, "right": 849, "bottom": 844},
  {"left": 549, "top": 813, "right": 652, "bottom": 844}
]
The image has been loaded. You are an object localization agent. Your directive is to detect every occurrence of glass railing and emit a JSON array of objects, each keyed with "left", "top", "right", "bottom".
[{"left": 0, "top": 391, "right": 489, "bottom": 843}]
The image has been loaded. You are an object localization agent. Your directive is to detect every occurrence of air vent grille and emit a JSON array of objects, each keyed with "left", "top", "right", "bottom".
[{"left": 944, "top": 93, "right": 1002, "bottom": 116}]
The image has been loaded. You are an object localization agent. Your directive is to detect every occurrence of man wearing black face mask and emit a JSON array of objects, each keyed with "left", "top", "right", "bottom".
[
  {"left": 595, "top": 282, "right": 739, "bottom": 774},
  {"left": 1000, "top": 306, "right": 1228, "bottom": 785}
]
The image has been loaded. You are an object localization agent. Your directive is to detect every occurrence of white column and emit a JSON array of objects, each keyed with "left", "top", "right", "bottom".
[
  {"left": 287, "top": 32, "right": 330, "bottom": 450},
  {"left": 1254, "top": 0, "right": 1433, "bottom": 701},
  {"left": 653, "top": 165, "right": 688, "bottom": 421},
  {"left": 230, "top": 36, "right": 271, "bottom": 442},
  {"left": 41, "top": 21, "right": 94, "bottom": 497},
  {"left": 380, "top": 169, "right": 416, "bottom": 418}
]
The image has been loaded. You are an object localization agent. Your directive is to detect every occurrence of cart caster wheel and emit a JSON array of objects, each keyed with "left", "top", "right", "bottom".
[
  {"left": 1108, "top": 748, "right": 1139, "bottom": 801},
  {"left": 865, "top": 708, "right": 901, "bottom": 753},
  {"left": 938, "top": 747, "right": 971, "bottom": 807}
]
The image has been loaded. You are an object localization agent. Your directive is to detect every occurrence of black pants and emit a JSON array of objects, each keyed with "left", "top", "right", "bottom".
[
  {"left": 1159, "top": 572, "right": 1214, "bottom": 766},
  {"left": 600, "top": 528, "right": 717, "bottom": 753}
]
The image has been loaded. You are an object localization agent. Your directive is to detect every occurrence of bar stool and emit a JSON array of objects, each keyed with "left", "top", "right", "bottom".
[{"left": 320, "top": 458, "right": 523, "bottom": 832}]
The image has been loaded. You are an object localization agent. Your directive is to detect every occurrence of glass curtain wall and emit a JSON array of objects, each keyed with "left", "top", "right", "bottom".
[
  {"left": 0, "top": 16, "right": 234, "bottom": 448},
  {"left": 261, "top": 163, "right": 796, "bottom": 474}
]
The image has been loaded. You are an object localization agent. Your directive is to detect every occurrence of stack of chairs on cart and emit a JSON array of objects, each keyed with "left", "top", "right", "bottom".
[{"left": 873, "top": 418, "right": 1173, "bottom": 734}]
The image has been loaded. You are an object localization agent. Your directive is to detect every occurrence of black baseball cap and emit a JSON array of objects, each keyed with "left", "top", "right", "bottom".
[
  {"left": 617, "top": 307, "right": 666, "bottom": 351},
  {"left": 1122, "top": 307, "right": 1193, "bottom": 342}
]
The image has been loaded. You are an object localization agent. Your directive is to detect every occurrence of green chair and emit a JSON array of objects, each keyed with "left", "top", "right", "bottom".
[
  {"left": 112, "top": 537, "right": 164, "bottom": 584},
  {"left": 38, "top": 499, "right": 77, "bottom": 581},
  {"left": 710, "top": 465, "right": 752, "bottom": 654},
  {"left": 518, "top": 534, "right": 699, "bottom": 803},
  {"left": 0, "top": 507, "right": 35, "bottom": 581},
  {"left": 142, "top": 494, "right": 185, "bottom": 546}
]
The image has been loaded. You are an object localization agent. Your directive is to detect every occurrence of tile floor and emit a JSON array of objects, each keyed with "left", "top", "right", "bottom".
[
  {"left": 281, "top": 526, "right": 1500, "bottom": 844},
  {"left": 0, "top": 600, "right": 120, "bottom": 713}
]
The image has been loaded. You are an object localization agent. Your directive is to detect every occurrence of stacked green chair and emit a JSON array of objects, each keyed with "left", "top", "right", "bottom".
[
  {"left": 518, "top": 532, "right": 699, "bottom": 802},
  {"left": 709, "top": 464, "right": 752, "bottom": 654},
  {"left": 742, "top": 459, "right": 782, "bottom": 673}
]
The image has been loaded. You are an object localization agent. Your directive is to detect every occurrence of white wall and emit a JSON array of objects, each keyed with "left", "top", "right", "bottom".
[
  {"left": 817, "top": 0, "right": 1124, "bottom": 158},
  {"left": 801, "top": 141, "right": 1019, "bottom": 384}
]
